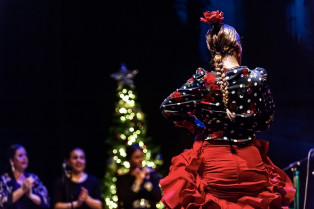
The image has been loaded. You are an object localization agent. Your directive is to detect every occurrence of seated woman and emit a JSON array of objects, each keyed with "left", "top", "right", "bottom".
[
  {"left": 116, "top": 144, "right": 162, "bottom": 209},
  {"left": 0, "top": 144, "right": 50, "bottom": 209},
  {"left": 53, "top": 148, "right": 102, "bottom": 209}
]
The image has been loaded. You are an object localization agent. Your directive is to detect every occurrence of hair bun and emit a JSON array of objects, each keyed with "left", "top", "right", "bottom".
[{"left": 200, "top": 10, "right": 224, "bottom": 25}]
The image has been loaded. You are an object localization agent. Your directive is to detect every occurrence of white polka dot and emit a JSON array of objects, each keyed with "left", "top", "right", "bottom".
[
  {"left": 239, "top": 105, "right": 243, "bottom": 109},
  {"left": 231, "top": 90, "right": 235, "bottom": 94},
  {"left": 247, "top": 110, "right": 251, "bottom": 113},
  {"left": 259, "top": 98, "right": 262, "bottom": 101},
  {"left": 232, "top": 80, "right": 236, "bottom": 84},
  {"left": 234, "top": 70, "right": 237, "bottom": 73},
  {"left": 248, "top": 78, "right": 251, "bottom": 82},
  {"left": 254, "top": 93, "right": 257, "bottom": 96},
  {"left": 247, "top": 99, "right": 251, "bottom": 102},
  {"left": 254, "top": 82, "right": 257, "bottom": 86},
  {"left": 240, "top": 84, "right": 243, "bottom": 88},
  {"left": 241, "top": 74, "right": 244, "bottom": 77},
  {"left": 216, "top": 102, "right": 220, "bottom": 106},
  {"left": 239, "top": 95, "right": 243, "bottom": 98},
  {"left": 223, "top": 136, "right": 228, "bottom": 140}
]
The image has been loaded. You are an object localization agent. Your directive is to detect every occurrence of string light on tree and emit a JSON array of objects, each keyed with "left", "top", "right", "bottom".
[{"left": 102, "top": 63, "right": 164, "bottom": 209}]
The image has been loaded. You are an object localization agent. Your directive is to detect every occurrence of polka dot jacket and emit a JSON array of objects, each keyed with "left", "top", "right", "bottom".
[{"left": 160, "top": 66, "right": 275, "bottom": 143}]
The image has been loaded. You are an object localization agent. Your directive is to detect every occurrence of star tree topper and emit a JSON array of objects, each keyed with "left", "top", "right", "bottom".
[{"left": 110, "top": 63, "right": 138, "bottom": 89}]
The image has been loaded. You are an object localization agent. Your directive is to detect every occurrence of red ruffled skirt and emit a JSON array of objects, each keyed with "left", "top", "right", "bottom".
[{"left": 160, "top": 139, "right": 295, "bottom": 209}]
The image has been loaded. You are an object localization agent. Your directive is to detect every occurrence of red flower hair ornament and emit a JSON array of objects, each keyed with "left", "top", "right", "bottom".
[{"left": 200, "top": 10, "right": 224, "bottom": 25}]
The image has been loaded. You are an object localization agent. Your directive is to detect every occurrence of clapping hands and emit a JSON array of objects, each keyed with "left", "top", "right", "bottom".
[
  {"left": 77, "top": 187, "right": 89, "bottom": 206},
  {"left": 22, "top": 176, "right": 34, "bottom": 193}
]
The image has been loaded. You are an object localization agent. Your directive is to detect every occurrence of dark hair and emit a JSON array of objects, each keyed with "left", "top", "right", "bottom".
[
  {"left": 66, "top": 147, "right": 85, "bottom": 160},
  {"left": 126, "top": 144, "right": 142, "bottom": 160},
  {"left": 5, "top": 144, "right": 25, "bottom": 180},
  {"left": 6, "top": 144, "right": 24, "bottom": 161}
]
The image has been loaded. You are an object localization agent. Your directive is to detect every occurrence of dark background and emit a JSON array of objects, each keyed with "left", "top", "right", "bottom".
[{"left": 1, "top": 0, "right": 314, "bottom": 208}]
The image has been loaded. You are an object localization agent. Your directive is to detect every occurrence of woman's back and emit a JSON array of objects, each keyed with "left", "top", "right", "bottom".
[{"left": 160, "top": 66, "right": 275, "bottom": 143}]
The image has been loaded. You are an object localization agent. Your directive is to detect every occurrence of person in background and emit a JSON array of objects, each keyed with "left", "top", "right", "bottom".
[
  {"left": 0, "top": 144, "right": 50, "bottom": 209},
  {"left": 53, "top": 148, "right": 102, "bottom": 209},
  {"left": 116, "top": 144, "right": 162, "bottom": 209},
  {"left": 159, "top": 10, "right": 295, "bottom": 209}
]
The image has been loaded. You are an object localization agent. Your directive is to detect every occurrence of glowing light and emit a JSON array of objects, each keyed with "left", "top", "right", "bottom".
[
  {"left": 122, "top": 89, "right": 127, "bottom": 94},
  {"left": 129, "top": 127, "right": 134, "bottom": 132},
  {"left": 119, "top": 108, "right": 127, "bottom": 114},
  {"left": 128, "top": 140, "right": 132, "bottom": 145},
  {"left": 123, "top": 95, "right": 129, "bottom": 102},
  {"left": 119, "top": 148, "right": 126, "bottom": 157},
  {"left": 120, "top": 116, "right": 126, "bottom": 121},
  {"left": 120, "top": 134, "right": 126, "bottom": 140},
  {"left": 136, "top": 130, "right": 141, "bottom": 134},
  {"left": 112, "top": 177, "right": 117, "bottom": 182},
  {"left": 129, "top": 94, "right": 135, "bottom": 99},
  {"left": 147, "top": 162, "right": 155, "bottom": 168},
  {"left": 123, "top": 161, "right": 130, "bottom": 168},
  {"left": 139, "top": 141, "right": 144, "bottom": 147},
  {"left": 113, "top": 195, "right": 118, "bottom": 202},
  {"left": 128, "top": 135, "right": 136, "bottom": 141},
  {"left": 113, "top": 149, "right": 117, "bottom": 154},
  {"left": 116, "top": 159, "right": 121, "bottom": 164},
  {"left": 143, "top": 148, "right": 147, "bottom": 153},
  {"left": 137, "top": 113, "right": 142, "bottom": 119},
  {"left": 128, "top": 100, "right": 135, "bottom": 106}
]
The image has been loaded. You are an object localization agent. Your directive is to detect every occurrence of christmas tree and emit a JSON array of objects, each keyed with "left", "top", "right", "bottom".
[{"left": 102, "top": 64, "right": 163, "bottom": 209}]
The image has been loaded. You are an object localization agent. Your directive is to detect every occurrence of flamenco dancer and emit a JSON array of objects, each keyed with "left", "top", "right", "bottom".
[{"left": 159, "top": 10, "right": 295, "bottom": 209}]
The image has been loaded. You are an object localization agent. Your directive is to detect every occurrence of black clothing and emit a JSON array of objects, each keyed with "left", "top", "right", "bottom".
[
  {"left": 53, "top": 174, "right": 101, "bottom": 209},
  {"left": 161, "top": 66, "right": 275, "bottom": 143},
  {"left": 116, "top": 169, "right": 162, "bottom": 209}
]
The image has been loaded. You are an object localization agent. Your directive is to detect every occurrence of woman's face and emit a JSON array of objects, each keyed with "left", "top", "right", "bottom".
[
  {"left": 10, "top": 147, "right": 28, "bottom": 173},
  {"left": 68, "top": 149, "right": 86, "bottom": 173},
  {"left": 129, "top": 149, "right": 144, "bottom": 169}
]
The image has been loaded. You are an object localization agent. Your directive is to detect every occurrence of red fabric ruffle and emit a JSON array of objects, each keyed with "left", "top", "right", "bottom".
[{"left": 160, "top": 140, "right": 295, "bottom": 209}]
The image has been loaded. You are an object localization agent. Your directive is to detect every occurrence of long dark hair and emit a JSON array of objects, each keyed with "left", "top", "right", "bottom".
[{"left": 5, "top": 144, "right": 25, "bottom": 179}]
